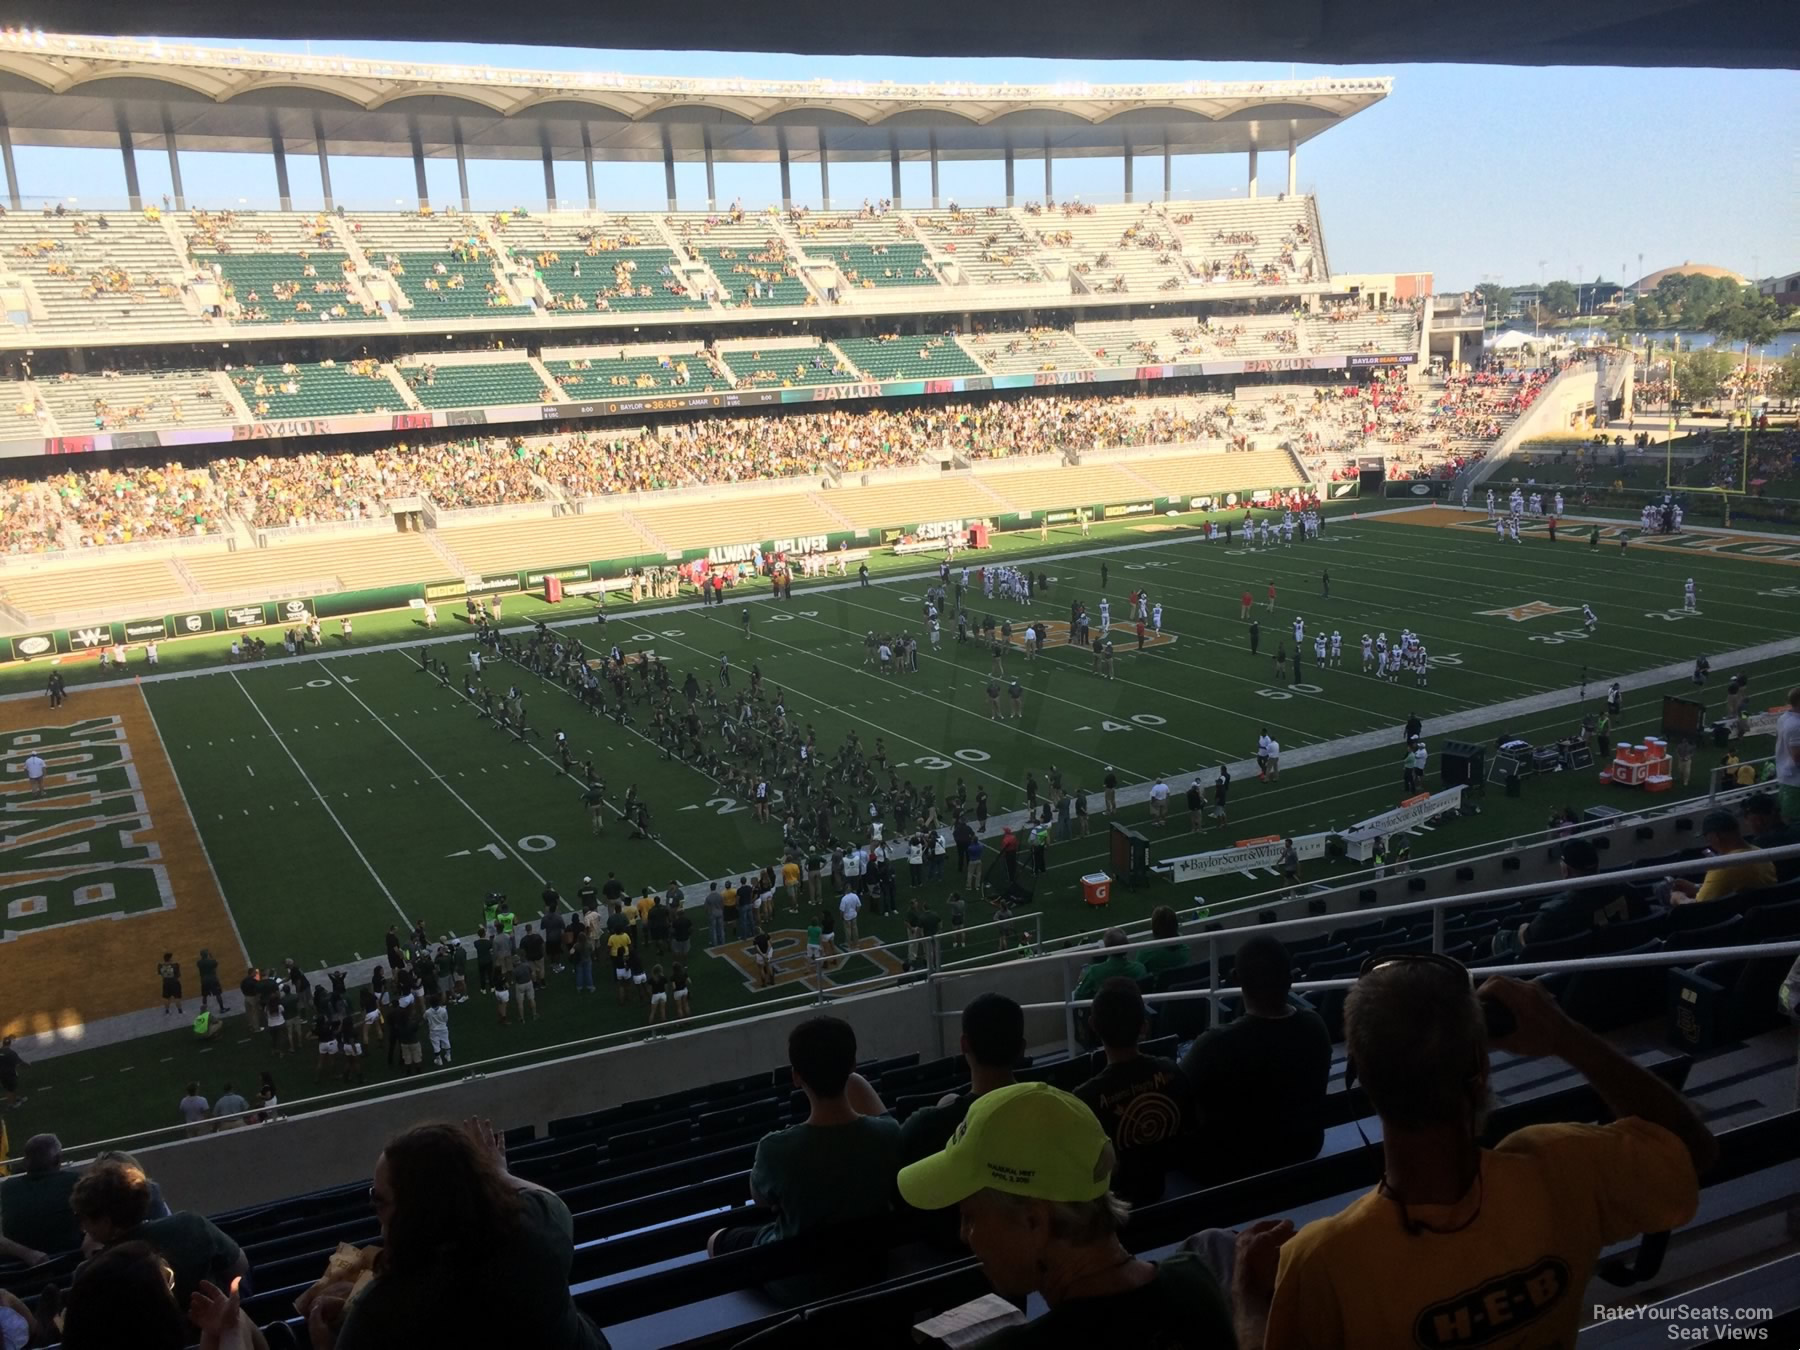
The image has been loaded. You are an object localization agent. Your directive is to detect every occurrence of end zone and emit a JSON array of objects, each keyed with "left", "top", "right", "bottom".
[{"left": 0, "top": 686, "right": 245, "bottom": 1035}]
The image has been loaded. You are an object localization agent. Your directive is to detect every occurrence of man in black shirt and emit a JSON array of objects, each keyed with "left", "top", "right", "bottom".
[
  {"left": 1074, "top": 979, "right": 1196, "bottom": 1205},
  {"left": 1179, "top": 936, "right": 1331, "bottom": 1181},
  {"left": 1491, "top": 836, "right": 1630, "bottom": 957},
  {"left": 898, "top": 993, "right": 1025, "bottom": 1166}
]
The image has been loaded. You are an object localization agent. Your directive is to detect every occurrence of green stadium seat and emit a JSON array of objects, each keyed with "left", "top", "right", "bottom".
[
  {"left": 229, "top": 362, "right": 409, "bottom": 420},
  {"left": 398, "top": 362, "right": 549, "bottom": 409},
  {"left": 834, "top": 335, "right": 982, "bottom": 381},
  {"left": 543, "top": 353, "right": 732, "bottom": 397}
]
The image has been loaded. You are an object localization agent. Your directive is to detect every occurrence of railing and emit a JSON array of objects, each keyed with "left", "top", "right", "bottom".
[
  {"left": 1708, "top": 755, "right": 1779, "bottom": 805},
  {"left": 428, "top": 496, "right": 563, "bottom": 527},
  {"left": 0, "top": 527, "right": 230, "bottom": 571},
  {"left": 256, "top": 515, "right": 398, "bottom": 546},
  {"left": 930, "top": 756, "right": 1775, "bottom": 979},
  {"left": 982, "top": 840, "right": 1800, "bottom": 1054},
  {"left": 1004, "top": 940, "right": 1800, "bottom": 1060}
]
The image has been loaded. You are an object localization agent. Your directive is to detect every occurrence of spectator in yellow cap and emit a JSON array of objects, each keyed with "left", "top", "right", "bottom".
[{"left": 897, "top": 1082, "right": 1233, "bottom": 1345}]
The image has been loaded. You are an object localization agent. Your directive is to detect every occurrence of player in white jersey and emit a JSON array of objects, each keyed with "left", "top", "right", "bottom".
[
  {"left": 1292, "top": 616, "right": 1305, "bottom": 645},
  {"left": 1360, "top": 634, "right": 1374, "bottom": 670},
  {"left": 1553, "top": 491, "right": 1565, "bottom": 516},
  {"left": 1329, "top": 631, "right": 1342, "bottom": 666},
  {"left": 1486, "top": 488, "right": 1497, "bottom": 519},
  {"left": 1508, "top": 516, "right": 1521, "bottom": 543},
  {"left": 1683, "top": 577, "right": 1697, "bottom": 611},
  {"left": 1385, "top": 647, "right": 1405, "bottom": 683},
  {"left": 1099, "top": 598, "right": 1111, "bottom": 630},
  {"left": 1135, "top": 592, "right": 1149, "bottom": 622},
  {"left": 1415, "top": 644, "right": 1430, "bottom": 686},
  {"left": 1461, "top": 486, "right": 1472, "bottom": 509},
  {"left": 1151, "top": 603, "right": 1163, "bottom": 634},
  {"left": 1313, "top": 634, "right": 1327, "bottom": 667},
  {"left": 1283, "top": 519, "right": 1295, "bottom": 545},
  {"left": 1495, "top": 517, "right": 1506, "bottom": 542},
  {"left": 1582, "top": 604, "right": 1597, "bottom": 633},
  {"left": 929, "top": 616, "right": 941, "bottom": 648}
]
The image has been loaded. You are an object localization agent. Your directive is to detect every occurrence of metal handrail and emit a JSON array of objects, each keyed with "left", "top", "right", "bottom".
[
  {"left": 986, "top": 841, "right": 1800, "bottom": 974},
  {"left": 987, "top": 940, "right": 1800, "bottom": 1016},
  {"left": 933, "top": 776, "right": 1778, "bottom": 971}
]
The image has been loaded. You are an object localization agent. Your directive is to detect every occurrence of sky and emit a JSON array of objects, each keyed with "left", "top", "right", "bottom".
[{"left": 10, "top": 38, "right": 1797, "bottom": 292}]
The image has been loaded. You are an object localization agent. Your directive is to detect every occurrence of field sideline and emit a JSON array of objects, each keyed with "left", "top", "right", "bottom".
[{"left": 3, "top": 505, "right": 1799, "bottom": 1148}]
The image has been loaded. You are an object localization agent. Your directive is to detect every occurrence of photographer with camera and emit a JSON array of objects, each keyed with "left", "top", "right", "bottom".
[{"left": 1230, "top": 956, "right": 1716, "bottom": 1350}]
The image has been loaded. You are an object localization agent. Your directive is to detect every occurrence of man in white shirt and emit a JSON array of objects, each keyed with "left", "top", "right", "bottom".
[
  {"left": 1148, "top": 777, "right": 1170, "bottom": 824},
  {"left": 1266, "top": 738, "right": 1282, "bottom": 782},
  {"left": 839, "top": 890, "right": 862, "bottom": 947},
  {"left": 23, "top": 753, "right": 46, "bottom": 798},
  {"left": 1777, "top": 685, "right": 1800, "bottom": 825},
  {"left": 178, "top": 1083, "right": 210, "bottom": 1137}
]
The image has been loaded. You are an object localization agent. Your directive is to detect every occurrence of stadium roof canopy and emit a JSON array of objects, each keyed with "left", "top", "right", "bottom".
[
  {"left": 7, "top": 0, "right": 1797, "bottom": 69},
  {"left": 0, "top": 33, "right": 1390, "bottom": 168}
]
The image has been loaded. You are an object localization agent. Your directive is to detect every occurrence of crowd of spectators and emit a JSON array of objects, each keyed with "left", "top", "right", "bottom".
[
  {"left": 0, "top": 365, "right": 1562, "bottom": 549},
  {"left": 210, "top": 440, "right": 549, "bottom": 527},
  {"left": 0, "top": 480, "right": 67, "bottom": 553},
  {"left": 37, "top": 462, "right": 221, "bottom": 546}
]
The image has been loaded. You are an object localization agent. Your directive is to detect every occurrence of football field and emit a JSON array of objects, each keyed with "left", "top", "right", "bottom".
[{"left": 5, "top": 504, "right": 1800, "bottom": 1145}]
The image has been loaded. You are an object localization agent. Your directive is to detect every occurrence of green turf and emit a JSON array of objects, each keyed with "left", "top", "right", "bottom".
[
  {"left": 7, "top": 511, "right": 1800, "bottom": 1150},
  {"left": 0, "top": 512, "right": 1323, "bottom": 697}
]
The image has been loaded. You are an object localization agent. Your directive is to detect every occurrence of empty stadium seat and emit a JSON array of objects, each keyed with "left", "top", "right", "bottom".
[{"left": 398, "top": 361, "right": 549, "bottom": 409}]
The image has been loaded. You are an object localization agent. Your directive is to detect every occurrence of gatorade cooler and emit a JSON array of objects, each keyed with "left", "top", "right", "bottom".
[
  {"left": 1081, "top": 873, "right": 1113, "bottom": 908},
  {"left": 545, "top": 576, "right": 564, "bottom": 604}
]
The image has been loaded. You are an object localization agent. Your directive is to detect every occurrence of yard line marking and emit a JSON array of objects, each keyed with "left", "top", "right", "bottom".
[
  {"left": 246, "top": 764, "right": 255, "bottom": 776},
  {"left": 228, "top": 672, "right": 409, "bottom": 926},
  {"left": 413, "top": 654, "right": 711, "bottom": 882},
  {"left": 324, "top": 669, "right": 548, "bottom": 885},
  {"left": 137, "top": 685, "right": 257, "bottom": 966}
]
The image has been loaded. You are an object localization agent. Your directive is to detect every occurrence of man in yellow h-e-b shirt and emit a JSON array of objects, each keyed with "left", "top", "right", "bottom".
[{"left": 1234, "top": 957, "right": 1716, "bottom": 1350}]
